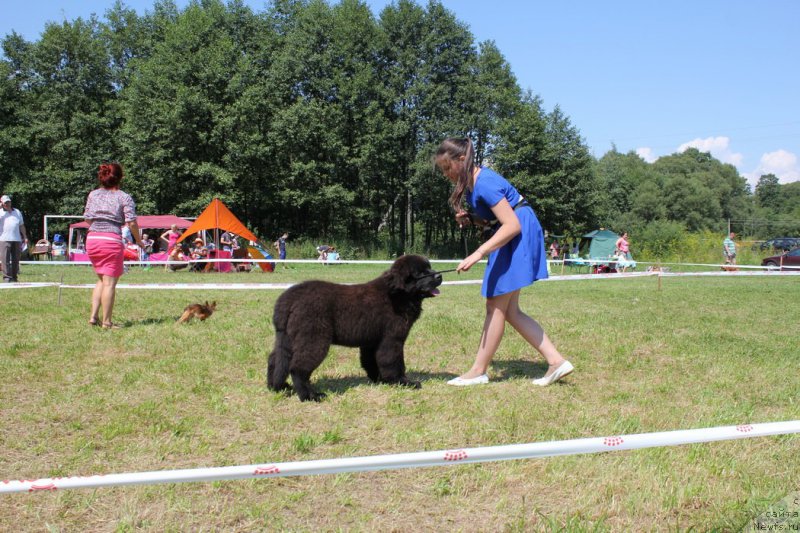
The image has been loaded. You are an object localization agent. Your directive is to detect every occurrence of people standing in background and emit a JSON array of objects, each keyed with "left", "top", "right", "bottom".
[
  {"left": 723, "top": 232, "right": 737, "bottom": 265},
  {"left": 615, "top": 232, "right": 630, "bottom": 259},
  {"left": 220, "top": 231, "right": 233, "bottom": 252},
  {"left": 160, "top": 224, "right": 182, "bottom": 254},
  {"left": 549, "top": 239, "right": 560, "bottom": 260},
  {"left": 274, "top": 233, "right": 288, "bottom": 265},
  {"left": 83, "top": 162, "right": 144, "bottom": 329},
  {"left": 122, "top": 225, "right": 134, "bottom": 245},
  {"left": 140, "top": 233, "right": 154, "bottom": 263},
  {"left": 0, "top": 194, "right": 29, "bottom": 282}
]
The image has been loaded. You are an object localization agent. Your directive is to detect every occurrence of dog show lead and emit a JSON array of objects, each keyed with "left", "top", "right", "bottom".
[{"left": 435, "top": 137, "right": 574, "bottom": 386}]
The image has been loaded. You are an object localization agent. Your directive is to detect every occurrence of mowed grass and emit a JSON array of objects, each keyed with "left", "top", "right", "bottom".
[{"left": 1, "top": 263, "right": 798, "bottom": 531}]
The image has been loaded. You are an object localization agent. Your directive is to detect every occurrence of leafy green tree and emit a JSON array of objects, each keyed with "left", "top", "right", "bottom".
[
  {"left": 494, "top": 96, "right": 597, "bottom": 235},
  {"left": 653, "top": 148, "right": 750, "bottom": 231},
  {"left": 630, "top": 180, "right": 667, "bottom": 224},
  {"left": 121, "top": 0, "right": 244, "bottom": 216},
  {"left": 0, "top": 41, "right": 29, "bottom": 202},
  {"left": 377, "top": 0, "right": 476, "bottom": 251},
  {"left": 467, "top": 40, "right": 521, "bottom": 167},
  {"left": 594, "top": 148, "right": 656, "bottom": 228},
  {"left": 0, "top": 0, "right": 627, "bottom": 254},
  {"left": 661, "top": 174, "right": 721, "bottom": 231},
  {"left": 1, "top": 18, "right": 119, "bottom": 239},
  {"left": 754, "top": 173, "right": 781, "bottom": 210}
]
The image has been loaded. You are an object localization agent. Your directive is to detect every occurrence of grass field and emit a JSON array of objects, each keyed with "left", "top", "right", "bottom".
[{"left": 1, "top": 262, "right": 799, "bottom": 531}]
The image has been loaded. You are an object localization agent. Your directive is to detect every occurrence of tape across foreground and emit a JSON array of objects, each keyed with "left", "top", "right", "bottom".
[{"left": 3, "top": 420, "right": 799, "bottom": 494}]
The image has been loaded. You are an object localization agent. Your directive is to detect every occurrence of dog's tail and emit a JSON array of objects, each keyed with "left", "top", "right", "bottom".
[
  {"left": 267, "top": 300, "right": 292, "bottom": 392},
  {"left": 177, "top": 308, "right": 193, "bottom": 323}
]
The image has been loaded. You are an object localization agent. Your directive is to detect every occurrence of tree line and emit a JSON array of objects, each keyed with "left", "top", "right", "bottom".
[{"left": 2, "top": 0, "right": 798, "bottom": 257}]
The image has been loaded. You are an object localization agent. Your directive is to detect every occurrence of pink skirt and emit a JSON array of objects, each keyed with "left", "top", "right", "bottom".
[{"left": 87, "top": 232, "right": 125, "bottom": 277}]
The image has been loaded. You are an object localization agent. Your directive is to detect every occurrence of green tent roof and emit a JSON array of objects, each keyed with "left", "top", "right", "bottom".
[{"left": 581, "top": 229, "right": 620, "bottom": 259}]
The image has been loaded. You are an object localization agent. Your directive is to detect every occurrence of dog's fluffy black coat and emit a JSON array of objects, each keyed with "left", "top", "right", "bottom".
[{"left": 267, "top": 254, "right": 442, "bottom": 401}]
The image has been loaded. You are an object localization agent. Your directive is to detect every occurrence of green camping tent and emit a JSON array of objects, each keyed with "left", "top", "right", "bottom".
[{"left": 580, "top": 229, "right": 620, "bottom": 259}]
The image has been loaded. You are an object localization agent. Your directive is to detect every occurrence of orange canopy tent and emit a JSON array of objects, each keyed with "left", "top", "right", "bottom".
[
  {"left": 177, "top": 199, "right": 273, "bottom": 272},
  {"left": 177, "top": 198, "right": 259, "bottom": 245}
]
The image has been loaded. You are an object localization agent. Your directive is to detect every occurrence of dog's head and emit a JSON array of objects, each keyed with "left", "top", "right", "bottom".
[
  {"left": 206, "top": 301, "right": 217, "bottom": 311},
  {"left": 383, "top": 254, "right": 442, "bottom": 298}
]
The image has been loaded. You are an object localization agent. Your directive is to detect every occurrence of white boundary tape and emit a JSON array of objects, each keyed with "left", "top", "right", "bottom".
[
  {"left": 0, "top": 282, "right": 59, "bottom": 289},
  {"left": 2, "top": 270, "right": 798, "bottom": 291},
  {"left": 20, "top": 257, "right": 800, "bottom": 271},
  {"left": 2, "top": 420, "right": 798, "bottom": 494}
]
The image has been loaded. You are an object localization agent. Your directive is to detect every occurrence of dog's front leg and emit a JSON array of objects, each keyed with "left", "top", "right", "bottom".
[
  {"left": 360, "top": 346, "right": 380, "bottom": 382},
  {"left": 290, "top": 369, "right": 326, "bottom": 402},
  {"left": 375, "top": 343, "right": 421, "bottom": 389}
]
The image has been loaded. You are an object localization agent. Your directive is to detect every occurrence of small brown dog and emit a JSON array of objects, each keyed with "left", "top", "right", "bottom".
[{"left": 177, "top": 301, "right": 217, "bottom": 323}]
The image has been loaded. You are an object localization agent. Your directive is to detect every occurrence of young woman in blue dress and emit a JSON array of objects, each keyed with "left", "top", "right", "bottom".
[{"left": 435, "top": 137, "right": 574, "bottom": 387}]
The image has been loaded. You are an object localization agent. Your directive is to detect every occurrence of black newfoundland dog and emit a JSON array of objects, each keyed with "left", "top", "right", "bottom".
[{"left": 267, "top": 254, "right": 442, "bottom": 401}]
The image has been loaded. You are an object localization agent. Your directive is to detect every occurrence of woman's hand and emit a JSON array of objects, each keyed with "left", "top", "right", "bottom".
[
  {"left": 457, "top": 250, "right": 484, "bottom": 273},
  {"left": 455, "top": 210, "right": 471, "bottom": 228}
]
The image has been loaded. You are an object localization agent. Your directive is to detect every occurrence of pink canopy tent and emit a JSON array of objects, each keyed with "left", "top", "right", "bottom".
[{"left": 68, "top": 215, "right": 194, "bottom": 259}]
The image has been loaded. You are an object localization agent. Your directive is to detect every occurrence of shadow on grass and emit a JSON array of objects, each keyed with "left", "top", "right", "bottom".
[
  {"left": 125, "top": 316, "right": 177, "bottom": 326},
  {"left": 315, "top": 371, "right": 454, "bottom": 396},
  {"left": 490, "top": 358, "right": 550, "bottom": 380},
  {"left": 268, "top": 361, "right": 573, "bottom": 401}
]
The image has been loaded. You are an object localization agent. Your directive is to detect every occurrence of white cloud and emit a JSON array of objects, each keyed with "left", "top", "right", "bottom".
[
  {"left": 636, "top": 147, "right": 657, "bottom": 163},
  {"left": 748, "top": 149, "right": 800, "bottom": 184},
  {"left": 677, "top": 136, "right": 744, "bottom": 167}
]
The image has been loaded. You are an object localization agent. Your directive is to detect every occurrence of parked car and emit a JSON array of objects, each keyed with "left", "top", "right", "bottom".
[
  {"left": 761, "top": 247, "right": 800, "bottom": 270},
  {"left": 759, "top": 237, "right": 800, "bottom": 252}
]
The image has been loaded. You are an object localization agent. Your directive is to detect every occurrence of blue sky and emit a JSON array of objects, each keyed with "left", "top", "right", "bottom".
[{"left": 2, "top": 0, "right": 799, "bottom": 186}]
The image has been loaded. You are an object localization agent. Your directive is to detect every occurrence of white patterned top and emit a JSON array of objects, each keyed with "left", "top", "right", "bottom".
[{"left": 83, "top": 188, "right": 137, "bottom": 235}]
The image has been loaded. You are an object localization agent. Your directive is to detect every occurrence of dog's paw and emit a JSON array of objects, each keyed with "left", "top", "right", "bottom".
[
  {"left": 298, "top": 390, "right": 327, "bottom": 402},
  {"left": 266, "top": 382, "right": 292, "bottom": 393},
  {"left": 399, "top": 378, "right": 421, "bottom": 389},
  {"left": 309, "top": 391, "right": 327, "bottom": 402}
]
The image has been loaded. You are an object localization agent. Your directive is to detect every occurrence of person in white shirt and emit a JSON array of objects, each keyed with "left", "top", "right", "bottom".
[{"left": 0, "top": 194, "right": 29, "bottom": 282}]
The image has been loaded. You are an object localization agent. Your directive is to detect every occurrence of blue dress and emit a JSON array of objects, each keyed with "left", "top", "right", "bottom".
[{"left": 466, "top": 167, "right": 549, "bottom": 297}]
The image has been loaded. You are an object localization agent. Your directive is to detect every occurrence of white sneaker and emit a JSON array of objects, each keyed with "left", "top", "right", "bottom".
[
  {"left": 447, "top": 374, "right": 489, "bottom": 386},
  {"left": 532, "top": 361, "right": 574, "bottom": 386}
]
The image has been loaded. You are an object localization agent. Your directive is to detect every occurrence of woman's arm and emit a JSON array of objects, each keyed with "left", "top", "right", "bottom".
[
  {"left": 128, "top": 220, "right": 145, "bottom": 248},
  {"left": 457, "top": 199, "right": 520, "bottom": 272}
]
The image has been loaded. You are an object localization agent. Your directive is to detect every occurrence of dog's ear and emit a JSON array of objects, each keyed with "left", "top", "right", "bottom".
[{"left": 384, "top": 255, "right": 413, "bottom": 293}]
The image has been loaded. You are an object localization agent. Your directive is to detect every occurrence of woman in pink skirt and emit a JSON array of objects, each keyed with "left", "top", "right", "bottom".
[{"left": 83, "top": 162, "right": 144, "bottom": 329}]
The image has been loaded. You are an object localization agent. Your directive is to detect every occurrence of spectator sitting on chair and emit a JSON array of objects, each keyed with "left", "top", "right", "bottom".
[
  {"left": 166, "top": 244, "right": 188, "bottom": 272},
  {"left": 190, "top": 237, "right": 208, "bottom": 271}
]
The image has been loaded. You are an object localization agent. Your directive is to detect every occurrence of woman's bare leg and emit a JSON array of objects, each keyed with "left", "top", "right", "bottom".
[
  {"left": 505, "top": 290, "right": 566, "bottom": 376},
  {"left": 100, "top": 275, "right": 119, "bottom": 326},
  {"left": 90, "top": 274, "right": 103, "bottom": 324},
  {"left": 458, "top": 291, "right": 515, "bottom": 379}
]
